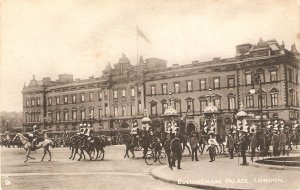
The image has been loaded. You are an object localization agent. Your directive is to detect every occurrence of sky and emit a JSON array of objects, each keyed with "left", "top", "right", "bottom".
[{"left": 0, "top": 0, "right": 299, "bottom": 112}]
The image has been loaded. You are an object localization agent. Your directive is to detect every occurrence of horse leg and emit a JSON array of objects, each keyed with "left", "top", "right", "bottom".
[
  {"left": 124, "top": 146, "right": 129, "bottom": 158},
  {"left": 47, "top": 148, "right": 52, "bottom": 161},
  {"left": 78, "top": 149, "right": 83, "bottom": 161},
  {"left": 41, "top": 148, "right": 47, "bottom": 162},
  {"left": 201, "top": 144, "right": 206, "bottom": 155},
  {"left": 181, "top": 143, "right": 185, "bottom": 154},
  {"left": 131, "top": 148, "right": 135, "bottom": 158},
  {"left": 24, "top": 149, "right": 29, "bottom": 162},
  {"left": 69, "top": 147, "right": 74, "bottom": 159},
  {"left": 185, "top": 144, "right": 191, "bottom": 155}
]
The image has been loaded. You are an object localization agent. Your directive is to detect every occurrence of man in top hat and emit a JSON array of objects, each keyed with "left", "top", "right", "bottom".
[
  {"left": 164, "top": 133, "right": 173, "bottom": 169},
  {"left": 271, "top": 128, "right": 280, "bottom": 156},
  {"left": 227, "top": 129, "right": 236, "bottom": 159},
  {"left": 238, "top": 128, "right": 249, "bottom": 166},
  {"left": 190, "top": 132, "right": 199, "bottom": 161},
  {"left": 279, "top": 127, "right": 287, "bottom": 156}
]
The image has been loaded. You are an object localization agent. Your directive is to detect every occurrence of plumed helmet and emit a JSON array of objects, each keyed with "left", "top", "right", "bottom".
[
  {"left": 88, "top": 124, "right": 91, "bottom": 127},
  {"left": 79, "top": 124, "right": 83, "bottom": 127},
  {"left": 274, "top": 120, "right": 278, "bottom": 124},
  {"left": 83, "top": 123, "right": 87, "bottom": 127},
  {"left": 33, "top": 125, "right": 37, "bottom": 129}
]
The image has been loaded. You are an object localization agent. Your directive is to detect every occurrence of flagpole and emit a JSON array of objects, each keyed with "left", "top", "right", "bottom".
[{"left": 136, "top": 25, "right": 139, "bottom": 64}]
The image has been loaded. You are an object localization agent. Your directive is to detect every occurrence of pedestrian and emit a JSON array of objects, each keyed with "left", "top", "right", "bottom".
[
  {"left": 279, "top": 128, "right": 287, "bottom": 156},
  {"left": 238, "top": 129, "right": 249, "bottom": 166},
  {"left": 164, "top": 134, "right": 173, "bottom": 169},
  {"left": 249, "top": 131, "right": 258, "bottom": 162},
  {"left": 190, "top": 132, "right": 199, "bottom": 161},
  {"left": 271, "top": 129, "right": 279, "bottom": 156},
  {"left": 206, "top": 134, "right": 217, "bottom": 162},
  {"left": 227, "top": 129, "right": 236, "bottom": 159}
]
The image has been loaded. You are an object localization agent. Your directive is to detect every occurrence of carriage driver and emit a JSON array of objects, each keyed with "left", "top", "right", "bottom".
[
  {"left": 130, "top": 120, "right": 139, "bottom": 146},
  {"left": 31, "top": 125, "right": 39, "bottom": 149}
]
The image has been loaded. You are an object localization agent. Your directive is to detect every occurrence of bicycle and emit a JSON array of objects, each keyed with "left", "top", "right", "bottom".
[{"left": 144, "top": 149, "right": 166, "bottom": 165}]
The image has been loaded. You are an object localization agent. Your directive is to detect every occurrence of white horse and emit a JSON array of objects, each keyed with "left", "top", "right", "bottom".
[{"left": 12, "top": 133, "right": 54, "bottom": 162}]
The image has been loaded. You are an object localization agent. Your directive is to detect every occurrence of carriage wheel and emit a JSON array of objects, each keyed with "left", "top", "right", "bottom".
[
  {"left": 158, "top": 152, "right": 167, "bottom": 164},
  {"left": 145, "top": 154, "right": 154, "bottom": 165}
]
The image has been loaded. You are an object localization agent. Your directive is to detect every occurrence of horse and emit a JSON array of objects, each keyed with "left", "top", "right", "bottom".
[
  {"left": 177, "top": 133, "right": 191, "bottom": 155},
  {"left": 123, "top": 135, "right": 135, "bottom": 158},
  {"left": 77, "top": 135, "right": 106, "bottom": 161},
  {"left": 12, "top": 133, "right": 54, "bottom": 162}
]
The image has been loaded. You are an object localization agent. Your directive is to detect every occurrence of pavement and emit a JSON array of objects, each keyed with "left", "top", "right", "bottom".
[
  {"left": 1, "top": 145, "right": 196, "bottom": 190},
  {"left": 151, "top": 148, "right": 300, "bottom": 190}
]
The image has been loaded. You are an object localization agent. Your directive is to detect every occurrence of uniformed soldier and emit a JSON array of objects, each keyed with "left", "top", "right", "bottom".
[
  {"left": 170, "top": 133, "right": 182, "bottom": 170},
  {"left": 82, "top": 124, "right": 94, "bottom": 148},
  {"left": 130, "top": 120, "right": 139, "bottom": 146},
  {"left": 31, "top": 125, "right": 39, "bottom": 149},
  {"left": 190, "top": 132, "right": 199, "bottom": 161}
]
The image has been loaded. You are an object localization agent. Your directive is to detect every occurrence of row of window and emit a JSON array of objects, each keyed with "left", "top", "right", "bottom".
[
  {"left": 244, "top": 69, "right": 278, "bottom": 85},
  {"left": 245, "top": 93, "right": 279, "bottom": 108},
  {"left": 25, "top": 97, "right": 41, "bottom": 107},
  {"left": 24, "top": 112, "right": 41, "bottom": 122},
  {"left": 149, "top": 97, "right": 236, "bottom": 115},
  {"left": 46, "top": 88, "right": 141, "bottom": 106},
  {"left": 40, "top": 102, "right": 144, "bottom": 122},
  {"left": 150, "top": 77, "right": 232, "bottom": 95}
]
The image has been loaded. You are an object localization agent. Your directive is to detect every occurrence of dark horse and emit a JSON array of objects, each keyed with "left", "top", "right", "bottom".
[
  {"left": 177, "top": 133, "right": 191, "bottom": 155},
  {"left": 123, "top": 135, "right": 135, "bottom": 158}
]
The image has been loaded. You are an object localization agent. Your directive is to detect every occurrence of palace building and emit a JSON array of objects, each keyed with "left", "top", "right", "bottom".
[{"left": 22, "top": 39, "right": 300, "bottom": 136}]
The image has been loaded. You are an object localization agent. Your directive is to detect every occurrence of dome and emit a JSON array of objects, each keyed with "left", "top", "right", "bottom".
[
  {"left": 118, "top": 53, "right": 130, "bottom": 64},
  {"left": 28, "top": 75, "right": 39, "bottom": 86},
  {"left": 103, "top": 63, "right": 112, "bottom": 74},
  {"left": 203, "top": 102, "right": 218, "bottom": 113}
]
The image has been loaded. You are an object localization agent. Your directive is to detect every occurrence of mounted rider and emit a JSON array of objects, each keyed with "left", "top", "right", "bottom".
[
  {"left": 31, "top": 125, "right": 39, "bottom": 149},
  {"left": 82, "top": 123, "right": 94, "bottom": 148}
]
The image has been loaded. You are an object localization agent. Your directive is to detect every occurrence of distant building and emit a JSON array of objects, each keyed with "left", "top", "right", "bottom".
[{"left": 22, "top": 39, "right": 300, "bottom": 136}]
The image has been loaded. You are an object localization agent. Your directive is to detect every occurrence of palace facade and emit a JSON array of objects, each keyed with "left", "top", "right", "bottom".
[{"left": 22, "top": 39, "right": 300, "bottom": 136}]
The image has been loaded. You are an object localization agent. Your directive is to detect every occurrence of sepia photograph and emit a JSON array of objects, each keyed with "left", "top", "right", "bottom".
[{"left": 0, "top": 0, "right": 300, "bottom": 189}]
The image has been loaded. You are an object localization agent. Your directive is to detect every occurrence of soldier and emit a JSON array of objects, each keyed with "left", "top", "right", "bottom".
[
  {"left": 130, "top": 120, "right": 139, "bottom": 146},
  {"left": 170, "top": 133, "right": 182, "bottom": 170},
  {"left": 82, "top": 123, "right": 94, "bottom": 148},
  {"left": 227, "top": 129, "right": 236, "bottom": 159},
  {"left": 190, "top": 132, "right": 199, "bottom": 161},
  {"left": 31, "top": 125, "right": 39, "bottom": 150},
  {"left": 271, "top": 129, "right": 279, "bottom": 156},
  {"left": 207, "top": 134, "right": 217, "bottom": 162},
  {"left": 238, "top": 129, "right": 249, "bottom": 166}
]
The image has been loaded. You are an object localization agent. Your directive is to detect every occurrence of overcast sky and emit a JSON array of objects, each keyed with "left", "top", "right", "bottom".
[{"left": 1, "top": 0, "right": 299, "bottom": 112}]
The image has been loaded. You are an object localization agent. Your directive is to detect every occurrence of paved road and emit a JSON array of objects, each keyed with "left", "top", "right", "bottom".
[{"left": 1, "top": 146, "right": 196, "bottom": 190}]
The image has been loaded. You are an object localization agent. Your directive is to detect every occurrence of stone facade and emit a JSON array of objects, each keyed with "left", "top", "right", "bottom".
[{"left": 22, "top": 39, "right": 300, "bottom": 136}]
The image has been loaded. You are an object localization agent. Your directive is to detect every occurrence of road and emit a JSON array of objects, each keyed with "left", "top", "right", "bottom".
[{"left": 1, "top": 145, "right": 196, "bottom": 190}]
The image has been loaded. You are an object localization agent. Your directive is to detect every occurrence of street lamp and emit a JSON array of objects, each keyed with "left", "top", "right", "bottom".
[
  {"left": 250, "top": 72, "right": 263, "bottom": 128},
  {"left": 208, "top": 88, "right": 213, "bottom": 103}
]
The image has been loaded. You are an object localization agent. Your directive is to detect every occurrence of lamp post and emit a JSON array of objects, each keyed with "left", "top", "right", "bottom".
[
  {"left": 208, "top": 88, "right": 212, "bottom": 103},
  {"left": 250, "top": 72, "right": 263, "bottom": 128}
]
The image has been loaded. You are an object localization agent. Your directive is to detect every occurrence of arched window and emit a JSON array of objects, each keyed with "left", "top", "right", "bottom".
[{"left": 256, "top": 68, "right": 265, "bottom": 83}]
